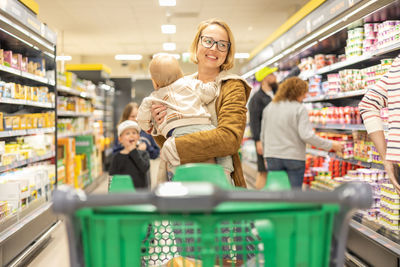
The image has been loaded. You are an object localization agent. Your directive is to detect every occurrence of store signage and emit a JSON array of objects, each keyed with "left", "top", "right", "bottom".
[{"left": 242, "top": 0, "right": 362, "bottom": 74}]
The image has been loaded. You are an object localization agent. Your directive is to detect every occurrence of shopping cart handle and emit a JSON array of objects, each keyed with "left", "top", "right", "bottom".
[{"left": 53, "top": 182, "right": 372, "bottom": 214}]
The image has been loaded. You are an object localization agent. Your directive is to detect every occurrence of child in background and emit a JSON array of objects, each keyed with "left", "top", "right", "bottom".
[
  {"left": 137, "top": 54, "right": 233, "bottom": 183},
  {"left": 109, "top": 120, "right": 150, "bottom": 189}
]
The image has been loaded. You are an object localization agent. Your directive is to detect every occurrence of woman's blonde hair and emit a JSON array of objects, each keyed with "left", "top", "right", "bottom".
[
  {"left": 189, "top": 18, "right": 235, "bottom": 71},
  {"left": 273, "top": 77, "right": 308, "bottom": 102},
  {"left": 119, "top": 102, "right": 138, "bottom": 124}
]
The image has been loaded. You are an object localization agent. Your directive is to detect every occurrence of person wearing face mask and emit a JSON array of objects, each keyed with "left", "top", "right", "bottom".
[
  {"left": 149, "top": 18, "right": 252, "bottom": 188},
  {"left": 248, "top": 67, "right": 277, "bottom": 189}
]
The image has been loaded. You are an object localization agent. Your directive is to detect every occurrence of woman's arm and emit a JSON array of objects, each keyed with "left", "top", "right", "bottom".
[{"left": 175, "top": 80, "right": 248, "bottom": 163}]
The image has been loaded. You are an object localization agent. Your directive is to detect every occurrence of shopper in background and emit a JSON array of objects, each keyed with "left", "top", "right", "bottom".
[
  {"left": 248, "top": 66, "right": 278, "bottom": 189},
  {"left": 260, "top": 77, "right": 343, "bottom": 188},
  {"left": 109, "top": 120, "right": 150, "bottom": 188},
  {"left": 150, "top": 18, "right": 252, "bottom": 188},
  {"left": 359, "top": 55, "right": 400, "bottom": 194},
  {"left": 137, "top": 54, "right": 233, "bottom": 183},
  {"left": 114, "top": 102, "right": 160, "bottom": 187}
]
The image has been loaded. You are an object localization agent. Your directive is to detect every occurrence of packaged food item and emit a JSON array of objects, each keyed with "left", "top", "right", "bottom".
[{"left": 3, "top": 51, "right": 12, "bottom": 67}]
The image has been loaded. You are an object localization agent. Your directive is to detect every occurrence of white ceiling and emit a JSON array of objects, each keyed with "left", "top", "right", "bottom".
[{"left": 35, "top": 0, "right": 308, "bottom": 57}]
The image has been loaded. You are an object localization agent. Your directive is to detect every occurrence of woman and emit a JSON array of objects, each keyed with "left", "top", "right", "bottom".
[
  {"left": 260, "top": 77, "right": 342, "bottom": 188},
  {"left": 151, "top": 18, "right": 251, "bottom": 187}
]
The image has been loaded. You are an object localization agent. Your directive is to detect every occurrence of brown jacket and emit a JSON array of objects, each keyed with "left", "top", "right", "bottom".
[{"left": 154, "top": 73, "right": 252, "bottom": 188}]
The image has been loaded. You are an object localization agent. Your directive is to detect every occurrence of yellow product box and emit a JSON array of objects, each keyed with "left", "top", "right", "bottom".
[
  {"left": 27, "top": 61, "right": 35, "bottom": 74},
  {"left": 5, "top": 144, "right": 19, "bottom": 153},
  {"left": 15, "top": 84, "right": 25, "bottom": 99},
  {"left": 0, "top": 112, "right": 3, "bottom": 131},
  {"left": 25, "top": 115, "right": 33, "bottom": 129},
  {"left": 11, "top": 116, "right": 20, "bottom": 130},
  {"left": 37, "top": 114, "right": 44, "bottom": 128},
  {"left": 31, "top": 115, "right": 38, "bottom": 128},
  {"left": 4, "top": 117, "right": 13, "bottom": 130},
  {"left": 30, "top": 87, "right": 38, "bottom": 101},
  {"left": 20, "top": 115, "right": 27, "bottom": 130},
  {"left": 2, "top": 153, "right": 17, "bottom": 166}
]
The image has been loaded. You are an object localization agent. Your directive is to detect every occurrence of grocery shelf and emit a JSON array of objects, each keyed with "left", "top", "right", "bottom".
[
  {"left": 0, "top": 64, "right": 55, "bottom": 86},
  {"left": 58, "top": 130, "right": 93, "bottom": 138},
  {"left": 57, "top": 111, "right": 92, "bottom": 117},
  {"left": 0, "top": 198, "right": 57, "bottom": 266},
  {"left": 0, "top": 127, "right": 55, "bottom": 138},
  {"left": 312, "top": 123, "right": 366, "bottom": 131},
  {"left": 57, "top": 85, "right": 94, "bottom": 99},
  {"left": 0, "top": 98, "right": 54, "bottom": 108},
  {"left": 304, "top": 89, "right": 367, "bottom": 103},
  {"left": 350, "top": 219, "right": 400, "bottom": 255},
  {"left": 0, "top": 151, "right": 55, "bottom": 173},
  {"left": 303, "top": 42, "right": 400, "bottom": 80},
  {"left": 306, "top": 148, "right": 384, "bottom": 170}
]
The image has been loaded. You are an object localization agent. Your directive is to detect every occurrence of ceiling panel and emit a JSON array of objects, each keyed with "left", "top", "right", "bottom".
[{"left": 35, "top": 0, "right": 308, "bottom": 61}]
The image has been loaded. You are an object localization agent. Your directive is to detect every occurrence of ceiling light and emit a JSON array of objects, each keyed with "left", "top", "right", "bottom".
[
  {"left": 56, "top": 55, "right": 72, "bottom": 61},
  {"left": 161, "top": 24, "right": 176, "bottom": 34},
  {"left": 115, "top": 54, "right": 143, "bottom": 60},
  {"left": 235, "top": 53, "right": 250, "bottom": 59},
  {"left": 163, "top": 42, "right": 176, "bottom": 51},
  {"left": 159, "top": 0, "right": 176, "bottom": 6}
]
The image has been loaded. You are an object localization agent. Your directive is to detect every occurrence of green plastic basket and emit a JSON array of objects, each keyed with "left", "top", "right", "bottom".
[
  {"left": 108, "top": 175, "right": 135, "bottom": 193},
  {"left": 263, "top": 171, "right": 291, "bottom": 191},
  {"left": 173, "top": 163, "right": 233, "bottom": 189},
  {"left": 77, "top": 171, "right": 339, "bottom": 267},
  {"left": 75, "top": 203, "right": 338, "bottom": 267}
]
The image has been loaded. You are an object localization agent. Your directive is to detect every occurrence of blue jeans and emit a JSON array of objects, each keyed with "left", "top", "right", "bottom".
[{"left": 266, "top": 158, "right": 305, "bottom": 188}]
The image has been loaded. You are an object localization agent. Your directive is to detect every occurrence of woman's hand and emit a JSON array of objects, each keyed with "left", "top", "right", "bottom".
[
  {"left": 331, "top": 141, "right": 344, "bottom": 153},
  {"left": 383, "top": 160, "right": 400, "bottom": 194},
  {"left": 151, "top": 103, "right": 167, "bottom": 125}
]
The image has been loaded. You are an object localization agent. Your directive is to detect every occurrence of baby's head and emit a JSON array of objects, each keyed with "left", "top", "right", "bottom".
[{"left": 149, "top": 54, "right": 184, "bottom": 89}]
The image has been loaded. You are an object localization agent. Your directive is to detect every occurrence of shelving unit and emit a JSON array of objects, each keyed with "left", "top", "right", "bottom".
[
  {"left": 242, "top": 0, "right": 400, "bottom": 264},
  {"left": 0, "top": 1, "right": 58, "bottom": 265}
]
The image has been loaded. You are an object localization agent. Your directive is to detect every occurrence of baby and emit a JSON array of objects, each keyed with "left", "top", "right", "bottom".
[{"left": 137, "top": 54, "right": 233, "bottom": 182}]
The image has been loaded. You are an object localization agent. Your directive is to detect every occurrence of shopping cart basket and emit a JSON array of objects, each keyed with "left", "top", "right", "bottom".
[{"left": 53, "top": 171, "right": 372, "bottom": 267}]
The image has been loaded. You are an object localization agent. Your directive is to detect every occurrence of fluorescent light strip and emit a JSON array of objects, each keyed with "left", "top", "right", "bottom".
[
  {"left": 44, "top": 51, "right": 55, "bottom": 58},
  {"left": 56, "top": 55, "right": 72, "bottom": 61},
  {"left": 163, "top": 42, "right": 176, "bottom": 51},
  {"left": 159, "top": 0, "right": 176, "bottom": 6},
  {"left": 161, "top": 24, "right": 176, "bottom": 34},
  {"left": 115, "top": 54, "right": 143, "bottom": 60},
  {"left": 235, "top": 53, "right": 250, "bottom": 59}
]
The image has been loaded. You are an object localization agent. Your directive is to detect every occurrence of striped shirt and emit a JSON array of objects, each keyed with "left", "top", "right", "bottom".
[{"left": 359, "top": 55, "right": 400, "bottom": 161}]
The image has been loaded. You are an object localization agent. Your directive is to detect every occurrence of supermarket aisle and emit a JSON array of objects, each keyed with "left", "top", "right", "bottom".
[{"left": 27, "top": 177, "right": 109, "bottom": 267}]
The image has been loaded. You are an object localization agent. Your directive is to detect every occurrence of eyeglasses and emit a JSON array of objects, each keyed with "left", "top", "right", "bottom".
[{"left": 200, "top": 36, "right": 230, "bottom": 52}]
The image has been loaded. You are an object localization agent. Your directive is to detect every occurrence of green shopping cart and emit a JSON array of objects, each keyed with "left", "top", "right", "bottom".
[{"left": 53, "top": 164, "right": 372, "bottom": 267}]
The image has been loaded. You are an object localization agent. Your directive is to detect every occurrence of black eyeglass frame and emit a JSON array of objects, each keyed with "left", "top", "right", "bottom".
[{"left": 200, "top": 36, "right": 231, "bottom": 52}]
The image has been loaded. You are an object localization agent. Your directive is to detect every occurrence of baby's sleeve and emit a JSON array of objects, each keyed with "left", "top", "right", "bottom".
[{"left": 137, "top": 97, "right": 154, "bottom": 133}]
